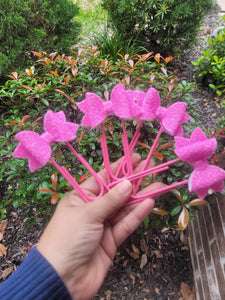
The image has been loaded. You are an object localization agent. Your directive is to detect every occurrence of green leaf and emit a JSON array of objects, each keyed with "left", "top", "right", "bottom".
[
  {"left": 40, "top": 98, "right": 49, "bottom": 106},
  {"left": 171, "top": 206, "right": 182, "bottom": 216},
  {"left": 27, "top": 182, "right": 37, "bottom": 191},
  {"left": 209, "top": 84, "right": 216, "bottom": 90}
]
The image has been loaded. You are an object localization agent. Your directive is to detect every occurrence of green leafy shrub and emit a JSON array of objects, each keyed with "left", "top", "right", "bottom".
[
  {"left": 0, "top": 0, "right": 81, "bottom": 78},
  {"left": 192, "top": 19, "right": 225, "bottom": 99},
  {"left": 102, "top": 0, "right": 214, "bottom": 55},
  {"left": 88, "top": 22, "right": 146, "bottom": 62},
  {"left": 0, "top": 49, "right": 194, "bottom": 114}
]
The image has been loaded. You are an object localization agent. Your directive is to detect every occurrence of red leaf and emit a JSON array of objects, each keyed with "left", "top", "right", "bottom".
[
  {"left": 125, "top": 54, "right": 129, "bottom": 60},
  {"left": 211, "top": 151, "right": 225, "bottom": 164},
  {"left": 137, "top": 142, "right": 151, "bottom": 150},
  {"left": 45, "top": 58, "right": 51, "bottom": 65},
  {"left": 104, "top": 90, "right": 109, "bottom": 101},
  {"left": 154, "top": 53, "right": 161, "bottom": 63},
  {"left": 150, "top": 74, "right": 156, "bottom": 83},
  {"left": 72, "top": 66, "right": 78, "bottom": 76},
  {"left": 105, "top": 122, "right": 114, "bottom": 136},
  {"left": 79, "top": 173, "right": 91, "bottom": 184},
  {"left": 158, "top": 142, "right": 174, "bottom": 150},
  {"left": 51, "top": 193, "right": 59, "bottom": 204},
  {"left": 22, "top": 85, "right": 34, "bottom": 92},
  {"left": 161, "top": 67, "right": 168, "bottom": 76},
  {"left": 77, "top": 131, "right": 84, "bottom": 142},
  {"left": 213, "top": 128, "right": 225, "bottom": 136},
  {"left": 32, "top": 51, "right": 42, "bottom": 58},
  {"left": 128, "top": 59, "right": 134, "bottom": 68},
  {"left": 51, "top": 173, "right": 57, "bottom": 191},
  {"left": 55, "top": 89, "right": 66, "bottom": 96},
  {"left": 125, "top": 76, "right": 130, "bottom": 86},
  {"left": 154, "top": 151, "right": 164, "bottom": 161},
  {"left": 101, "top": 59, "right": 108, "bottom": 70},
  {"left": 164, "top": 56, "right": 174, "bottom": 64},
  {"left": 39, "top": 189, "right": 54, "bottom": 193}
]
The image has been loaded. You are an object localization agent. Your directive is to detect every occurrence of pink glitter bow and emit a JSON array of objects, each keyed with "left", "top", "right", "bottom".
[
  {"left": 77, "top": 93, "right": 113, "bottom": 128},
  {"left": 174, "top": 127, "right": 217, "bottom": 163},
  {"left": 110, "top": 83, "right": 144, "bottom": 119},
  {"left": 189, "top": 162, "right": 225, "bottom": 199},
  {"left": 126, "top": 87, "right": 160, "bottom": 120},
  {"left": 13, "top": 111, "right": 78, "bottom": 172},
  {"left": 175, "top": 127, "right": 225, "bottom": 199},
  {"left": 156, "top": 102, "right": 191, "bottom": 136}
]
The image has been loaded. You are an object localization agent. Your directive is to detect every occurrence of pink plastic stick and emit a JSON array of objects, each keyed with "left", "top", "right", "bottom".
[
  {"left": 115, "top": 132, "right": 141, "bottom": 178},
  {"left": 49, "top": 158, "right": 90, "bottom": 203},
  {"left": 127, "top": 179, "right": 189, "bottom": 206},
  {"left": 127, "top": 157, "right": 181, "bottom": 183},
  {"left": 100, "top": 123, "right": 117, "bottom": 184},
  {"left": 121, "top": 119, "right": 133, "bottom": 176},
  {"left": 133, "top": 127, "right": 163, "bottom": 194},
  {"left": 115, "top": 121, "right": 143, "bottom": 178},
  {"left": 108, "top": 165, "right": 169, "bottom": 188},
  {"left": 65, "top": 142, "right": 109, "bottom": 193}
]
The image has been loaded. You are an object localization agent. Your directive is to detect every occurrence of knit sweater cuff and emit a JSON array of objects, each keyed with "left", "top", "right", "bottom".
[{"left": 0, "top": 247, "right": 72, "bottom": 300}]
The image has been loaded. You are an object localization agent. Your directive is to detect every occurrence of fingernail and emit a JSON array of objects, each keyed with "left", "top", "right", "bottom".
[{"left": 117, "top": 180, "right": 132, "bottom": 194}]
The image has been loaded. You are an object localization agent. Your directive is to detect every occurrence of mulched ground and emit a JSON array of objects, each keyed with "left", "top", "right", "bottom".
[
  {"left": 94, "top": 227, "right": 193, "bottom": 300},
  {"left": 1, "top": 5, "right": 225, "bottom": 300}
]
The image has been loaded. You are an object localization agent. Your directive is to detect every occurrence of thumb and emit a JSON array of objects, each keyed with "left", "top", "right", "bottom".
[{"left": 88, "top": 180, "right": 132, "bottom": 221}]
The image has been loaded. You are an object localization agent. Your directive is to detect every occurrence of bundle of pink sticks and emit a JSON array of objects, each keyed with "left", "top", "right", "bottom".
[{"left": 13, "top": 84, "right": 225, "bottom": 206}]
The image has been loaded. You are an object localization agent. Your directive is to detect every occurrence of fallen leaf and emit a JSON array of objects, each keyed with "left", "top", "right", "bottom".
[
  {"left": 131, "top": 244, "right": 140, "bottom": 255},
  {"left": 129, "top": 251, "right": 139, "bottom": 259},
  {"left": 168, "top": 292, "right": 175, "bottom": 295},
  {"left": 1, "top": 266, "right": 14, "bottom": 280},
  {"left": 0, "top": 244, "right": 7, "bottom": 256},
  {"left": 0, "top": 220, "right": 8, "bottom": 233},
  {"left": 161, "top": 227, "right": 169, "bottom": 233},
  {"left": 154, "top": 250, "right": 163, "bottom": 258},
  {"left": 140, "top": 238, "right": 148, "bottom": 253},
  {"left": 123, "top": 259, "right": 128, "bottom": 267},
  {"left": 0, "top": 232, "right": 3, "bottom": 241},
  {"left": 104, "top": 290, "right": 112, "bottom": 297},
  {"left": 140, "top": 253, "right": 148, "bottom": 270},
  {"left": 130, "top": 274, "right": 135, "bottom": 285},
  {"left": 180, "top": 282, "right": 195, "bottom": 300},
  {"left": 180, "top": 231, "right": 188, "bottom": 244}
]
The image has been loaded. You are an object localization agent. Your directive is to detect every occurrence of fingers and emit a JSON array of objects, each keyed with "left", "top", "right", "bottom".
[
  {"left": 110, "top": 182, "right": 163, "bottom": 225},
  {"left": 86, "top": 180, "right": 132, "bottom": 222},
  {"left": 80, "top": 153, "right": 141, "bottom": 196},
  {"left": 135, "top": 181, "right": 164, "bottom": 197},
  {"left": 112, "top": 197, "right": 155, "bottom": 247},
  {"left": 133, "top": 158, "right": 155, "bottom": 174}
]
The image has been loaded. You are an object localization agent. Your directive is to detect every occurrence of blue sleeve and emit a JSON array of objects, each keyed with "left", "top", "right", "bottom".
[{"left": 0, "top": 247, "right": 72, "bottom": 300}]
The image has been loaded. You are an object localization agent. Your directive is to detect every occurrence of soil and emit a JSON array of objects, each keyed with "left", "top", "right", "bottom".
[{"left": 1, "top": 6, "right": 225, "bottom": 300}]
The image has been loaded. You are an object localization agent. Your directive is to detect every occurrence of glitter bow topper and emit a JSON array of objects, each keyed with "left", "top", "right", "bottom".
[
  {"left": 175, "top": 127, "right": 225, "bottom": 199},
  {"left": 13, "top": 111, "right": 79, "bottom": 172},
  {"left": 13, "top": 84, "right": 225, "bottom": 206}
]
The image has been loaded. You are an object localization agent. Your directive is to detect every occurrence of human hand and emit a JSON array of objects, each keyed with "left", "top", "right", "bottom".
[{"left": 37, "top": 153, "right": 162, "bottom": 300}]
